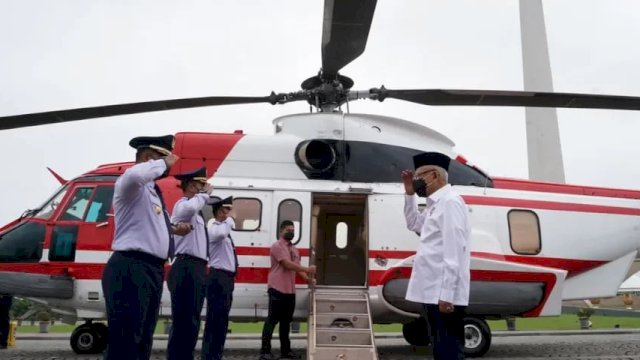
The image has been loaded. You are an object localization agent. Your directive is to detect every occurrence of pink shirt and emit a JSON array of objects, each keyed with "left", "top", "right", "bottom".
[{"left": 267, "top": 238, "right": 300, "bottom": 294}]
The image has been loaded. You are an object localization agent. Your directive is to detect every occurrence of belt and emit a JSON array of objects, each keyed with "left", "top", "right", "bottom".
[
  {"left": 210, "top": 267, "right": 236, "bottom": 277},
  {"left": 175, "top": 254, "right": 208, "bottom": 265},
  {"left": 115, "top": 250, "right": 166, "bottom": 267}
]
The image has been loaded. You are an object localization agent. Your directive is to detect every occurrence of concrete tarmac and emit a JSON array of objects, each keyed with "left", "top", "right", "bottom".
[{"left": 2, "top": 330, "right": 640, "bottom": 360}]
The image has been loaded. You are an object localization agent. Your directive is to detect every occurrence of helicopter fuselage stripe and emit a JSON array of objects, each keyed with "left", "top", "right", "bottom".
[{"left": 0, "top": 251, "right": 604, "bottom": 283}]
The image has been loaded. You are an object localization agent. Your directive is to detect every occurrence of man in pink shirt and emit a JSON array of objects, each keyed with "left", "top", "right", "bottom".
[{"left": 259, "top": 220, "right": 316, "bottom": 360}]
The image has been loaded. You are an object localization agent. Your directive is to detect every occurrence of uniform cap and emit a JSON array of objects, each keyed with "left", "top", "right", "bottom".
[
  {"left": 174, "top": 166, "right": 207, "bottom": 183},
  {"left": 413, "top": 152, "right": 451, "bottom": 170},
  {"left": 129, "top": 135, "right": 175, "bottom": 156}
]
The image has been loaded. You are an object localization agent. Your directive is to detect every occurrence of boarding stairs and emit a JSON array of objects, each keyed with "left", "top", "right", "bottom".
[{"left": 307, "top": 287, "right": 378, "bottom": 360}]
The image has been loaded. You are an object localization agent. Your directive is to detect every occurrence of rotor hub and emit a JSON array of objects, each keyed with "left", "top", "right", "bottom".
[{"left": 300, "top": 71, "right": 355, "bottom": 111}]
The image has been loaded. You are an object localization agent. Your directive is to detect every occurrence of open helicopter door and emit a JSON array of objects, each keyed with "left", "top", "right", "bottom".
[{"left": 307, "top": 193, "right": 377, "bottom": 360}]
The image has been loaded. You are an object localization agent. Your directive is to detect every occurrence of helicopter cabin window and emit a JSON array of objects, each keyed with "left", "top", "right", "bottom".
[
  {"left": 336, "top": 222, "right": 348, "bottom": 249},
  {"left": 59, "top": 187, "right": 94, "bottom": 221},
  {"left": 49, "top": 225, "right": 78, "bottom": 261},
  {"left": 277, "top": 199, "right": 302, "bottom": 244},
  {"left": 508, "top": 210, "right": 541, "bottom": 255},
  {"left": 231, "top": 198, "right": 262, "bottom": 231}
]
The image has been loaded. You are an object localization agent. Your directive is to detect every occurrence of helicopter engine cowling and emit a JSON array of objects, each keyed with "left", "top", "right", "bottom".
[{"left": 295, "top": 140, "right": 337, "bottom": 174}]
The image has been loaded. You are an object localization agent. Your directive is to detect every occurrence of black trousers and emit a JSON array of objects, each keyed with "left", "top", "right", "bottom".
[
  {"left": 167, "top": 255, "right": 207, "bottom": 360},
  {"left": 101, "top": 251, "right": 164, "bottom": 360},
  {"left": 202, "top": 268, "right": 235, "bottom": 360},
  {"left": 0, "top": 294, "right": 12, "bottom": 347},
  {"left": 260, "top": 288, "right": 296, "bottom": 355},
  {"left": 424, "top": 304, "right": 466, "bottom": 360}
]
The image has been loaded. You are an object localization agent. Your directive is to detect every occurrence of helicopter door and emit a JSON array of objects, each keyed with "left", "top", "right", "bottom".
[
  {"left": 48, "top": 184, "right": 115, "bottom": 262},
  {"left": 313, "top": 194, "right": 367, "bottom": 288}
]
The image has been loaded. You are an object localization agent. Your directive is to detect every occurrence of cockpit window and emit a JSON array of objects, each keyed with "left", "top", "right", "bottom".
[
  {"left": 59, "top": 187, "right": 95, "bottom": 221},
  {"left": 33, "top": 185, "right": 70, "bottom": 220},
  {"left": 0, "top": 221, "right": 45, "bottom": 263},
  {"left": 448, "top": 161, "right": 493, "bottom": 187},
  {"left": 85, "top": 186, "right": 115, "bottom": 223}
]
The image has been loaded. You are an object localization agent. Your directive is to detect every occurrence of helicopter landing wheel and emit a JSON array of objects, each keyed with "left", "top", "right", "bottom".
[{"left": 70, "top": 321, "right": 107, "bottom": 354}]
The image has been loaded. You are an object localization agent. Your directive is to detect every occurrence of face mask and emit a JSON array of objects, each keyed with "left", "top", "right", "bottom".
[
  {"left": 413, "top": 178, "right": 437, "bottom": 198},
  {"left": 413, "top": 179, "right": 427, "bottom": 198},
  {"left": 283, "top": 232, "right": 295, "bottom": 241}
]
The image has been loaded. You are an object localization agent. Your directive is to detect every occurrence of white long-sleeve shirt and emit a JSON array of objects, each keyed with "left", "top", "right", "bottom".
[
  {"left": 404, "top": 184, "right": 471, "bottom": 306},
  {"left": 171, "top": 193, "right": 209, "bottom": 261},
  {"left": 112, "top": 159, "right": 171, "bottom": 260},
  {"left": 207, "top": 217, "right": 237, "bottom": 273}
]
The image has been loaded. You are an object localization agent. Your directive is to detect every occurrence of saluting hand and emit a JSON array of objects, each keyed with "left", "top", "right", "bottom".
[
  {"left": 164, "top": 153, "right": 180, "bottom": 168},
  {"left": 401, "top": 170, "right": 415, "bottom": 195},
  {"left": 202, "top": 183, "right": 214, "bottom": 195}
]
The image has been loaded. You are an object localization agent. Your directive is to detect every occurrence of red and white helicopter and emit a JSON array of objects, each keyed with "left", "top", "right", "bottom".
[{"left": 1, "top": 0, "right": 640, "bottom": 357}]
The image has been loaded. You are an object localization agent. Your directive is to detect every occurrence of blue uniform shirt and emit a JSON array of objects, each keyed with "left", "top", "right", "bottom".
[
  {"left": 207, "top": 218, "right": 237, "bottom": 272},
  {"left": 111, "top": 159, "right": 171, "bottom": 260},
  {"left": 171, "top": 194, "right": 209, "bottom": 261}
]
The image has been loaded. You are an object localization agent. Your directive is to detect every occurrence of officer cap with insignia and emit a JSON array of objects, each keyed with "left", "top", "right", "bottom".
[
  {"left": 174, "top": 166, "right": 208, "bottom": 184},
  {"left": 413, "top": 152, "right": 451, "bottom": 171},
  {"left": 129, "top": 135, "right": 175, "bottom": 156},
  {"left": 210, "top": 196, "right": 233, "bottom": 212}
]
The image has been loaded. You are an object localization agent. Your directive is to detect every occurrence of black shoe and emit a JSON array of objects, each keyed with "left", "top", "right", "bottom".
[
  {"left": 0, "top": 344, "right": 7, "bottom": 349},
  {"left": 259, "top": 352, "right": 276, "bottom": 360},
  {"left": 279, "top": 352, "right": 301, "bottom": 359}
]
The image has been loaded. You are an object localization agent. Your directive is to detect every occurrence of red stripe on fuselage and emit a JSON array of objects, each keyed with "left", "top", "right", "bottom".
[
  {"left": 0, "top": 249, "right": 603, "bottom": 282},
  {"left": 463, "top": 195, "right": 640, "bottom": 216},
  {"left": 493, "top": 177, "right": 640, "bottom": 200}
]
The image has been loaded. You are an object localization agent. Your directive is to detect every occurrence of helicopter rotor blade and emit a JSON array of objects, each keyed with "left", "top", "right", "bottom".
[
  {"left": 0, "top": 94, "right": 304, "bottom": 130},
  {"left": 321, "top": 0, "right": 377, "bottom": 80},
  {"left": 371, "top": 88, "right": 640, "bottom": 111}
]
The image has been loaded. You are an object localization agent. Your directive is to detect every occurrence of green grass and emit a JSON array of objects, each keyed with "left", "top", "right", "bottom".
[
  {"left": 488, "top": 314, "right": 640, "bottom": 331},
  {"left": 15, "top": 315, "right": 640, "bottom": 334}
]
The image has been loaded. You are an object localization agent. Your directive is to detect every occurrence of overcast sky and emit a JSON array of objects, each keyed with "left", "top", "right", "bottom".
[{"left": 1, "top": 0, "right": 640, "bottom": 225}]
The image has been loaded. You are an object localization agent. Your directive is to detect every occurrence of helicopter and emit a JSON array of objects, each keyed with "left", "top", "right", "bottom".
[{"left": 2, "top": 0, "right": 640, "bottom": 358}]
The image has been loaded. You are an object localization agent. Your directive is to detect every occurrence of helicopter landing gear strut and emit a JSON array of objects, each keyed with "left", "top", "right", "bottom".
[{"left": 70, "top": 320, "right": 108, "bottom": 354}]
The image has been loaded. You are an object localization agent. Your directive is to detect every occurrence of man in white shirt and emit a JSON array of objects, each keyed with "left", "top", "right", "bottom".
[
  {"left": 202, "top": 196, "right": 237, "bottom": 360},
  {"left": 401, "top": 152, "right": 471, "bottom": 360},
  {"left": 167, "top": 166, "right": 213, "bottom": 360}
]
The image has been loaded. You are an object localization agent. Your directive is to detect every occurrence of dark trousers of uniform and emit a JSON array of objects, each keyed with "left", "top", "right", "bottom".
[
  {"left": 167, "top": 255, "right": 207, "bottom": 360},
  {"left": 0, "top": 295, "right": 12, "bottom": 348},
  {"left": 202, "top": 268, "right": 235, "bottom": 360},
  {"left": 424, "top": 304, "right": 466, "bottom": 360},
  {"left": 260, "top": 288, "right": 296, "bottom": 356},
  {"left": 101, "top": 251, "right": 164, "bottom": 360}
]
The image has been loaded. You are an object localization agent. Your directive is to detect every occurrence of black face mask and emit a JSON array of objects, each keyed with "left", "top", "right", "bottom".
[
  {"left": 413, "top": 179, "right": 428, "bottom": 198},
  {"left": 283, "top": 232, "right": 295, "bottom": 241}
]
